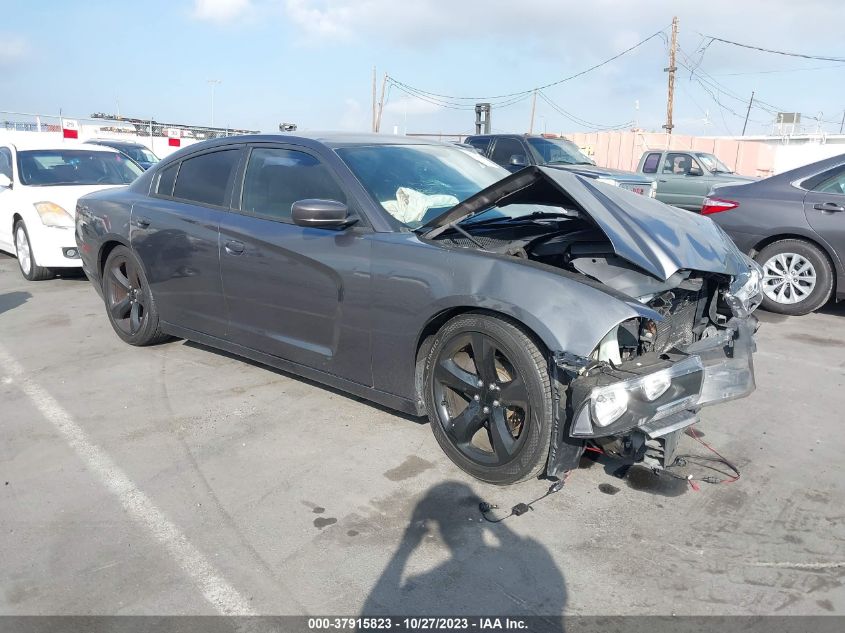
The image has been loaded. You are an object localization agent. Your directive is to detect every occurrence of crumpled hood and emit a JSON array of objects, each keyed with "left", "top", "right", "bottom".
[{"left": 422, "top": 166, "right": 747, "bottom": 281}]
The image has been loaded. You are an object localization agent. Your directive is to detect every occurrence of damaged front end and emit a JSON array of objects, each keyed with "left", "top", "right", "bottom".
[
  {"left": 421, "top": 166, "right": 763, "bottom": 479},
  {"left": 550, "top": 266, "right": 761, "bottom": 477}
]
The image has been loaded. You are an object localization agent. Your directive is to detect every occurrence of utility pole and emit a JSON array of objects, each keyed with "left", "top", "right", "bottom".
[
  {"left": 840, "top": 109, "right": 845, "bottom": 134},
  {"left": 371, "top": 66, "right": 377, "bottom": 132},
  {"left": 375, "top": 73, "right": 388, "bottom": 133},
  {"left": 663, "top": 16, "right": 678, "bottom": 135},
  {"left": 529, "top": 90, "right": 537, "bottom": 134},
  {"left": 207, "top": 79, "right": 221, "bottom": 127},
  {"left": 741, "top": 90, "right": 755, "bottom": 136}
]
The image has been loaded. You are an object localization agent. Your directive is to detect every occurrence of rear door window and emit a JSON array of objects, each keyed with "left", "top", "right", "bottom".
[
  {"left": 641, "top": 152, "right": 661, "bottom": 174},
  {"left": 805, "top": 166, "right": 845, "bottom": 195},
  {"left": 490, "top": 138, "right": 526, "bottom": 166},
  {"left": 155, "top": 162, "right": 179, "bottom": 196},
  {"left": 241, "top": 147, "right": 347, "bottom": 223},
  {"left": 172, "top": 149, "right": 241, "bottom": 207}
]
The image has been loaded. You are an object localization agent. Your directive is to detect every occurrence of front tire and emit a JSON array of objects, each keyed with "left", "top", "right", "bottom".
[
  {"left": 14, "top": 221, "right": 53, "bottom": 281},
  {"left": 423, "top": 313, "right": 553, "bottom": 485},
  {"left": 755, "top": 239, "right": 833, "bottom": 316},
  {"left": 102, "top": 245, "right": 170, "bottom": 346}
]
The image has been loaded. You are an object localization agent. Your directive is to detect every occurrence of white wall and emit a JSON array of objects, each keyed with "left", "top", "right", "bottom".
[{"left": 771, "top": 142, "right": 845, "bottom": 174}]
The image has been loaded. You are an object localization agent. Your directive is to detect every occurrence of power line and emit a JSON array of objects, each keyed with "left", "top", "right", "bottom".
[
  {"left": 712, "top": 63, "right": 845, "bottom": 76},
  {"left": 387, "top": 26, "right": 669, "bottom": 102},
  {"left": 537, "top": 91, "right": 633, "bottom": 131},
  {"left": 700, "top": 34, "right": 845, "bottom": 63}
]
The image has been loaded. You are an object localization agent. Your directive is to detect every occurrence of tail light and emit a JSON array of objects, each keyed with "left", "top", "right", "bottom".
[{"left": 701, "top": 197, "right": 739, "bottom": 215}]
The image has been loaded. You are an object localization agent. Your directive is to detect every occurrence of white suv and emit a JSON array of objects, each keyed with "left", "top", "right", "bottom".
[{"left": 0, "top": 140, "right": 143, "bottom": 280}]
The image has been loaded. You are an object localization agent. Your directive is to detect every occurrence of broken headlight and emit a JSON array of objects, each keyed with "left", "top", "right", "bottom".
[{"left": 724, "top": 255, "right": 763, "bottom": 318}]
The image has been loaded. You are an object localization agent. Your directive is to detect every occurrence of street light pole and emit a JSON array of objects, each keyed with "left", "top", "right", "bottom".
[{"left": 207, "top": 79, "right": 222, "bottom": 127}]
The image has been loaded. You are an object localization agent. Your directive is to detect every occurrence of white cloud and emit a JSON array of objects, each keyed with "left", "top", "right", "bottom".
[
  {"left": 192, "top": 0, "right": 252, "bottom": 23},
  {"left": 284, "top": 0, "right": 356, "bottom": 39},
  {"left": 384, "top": 97, "right": 440, "bottom": 116},
  {"left": 0, "top": 34, "right": 28, "bottom": 66},
  {"left": 281, "top": 0, "right": 843, "bottom": 60},
  {"left": 338, "top": 97, "right": 367, "bottom": 130}
]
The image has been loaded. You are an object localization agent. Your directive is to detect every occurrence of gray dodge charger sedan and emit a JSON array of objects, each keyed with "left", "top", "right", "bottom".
[{"left": 75, "top": 134, "right": 762, "bottom": 485}]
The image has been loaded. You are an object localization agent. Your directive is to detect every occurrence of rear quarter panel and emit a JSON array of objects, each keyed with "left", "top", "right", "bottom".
[
  {"left": 710, "top": 181, "right": 845, "bottom": 284},
  {"left": 75, "top": 187, "right": 135, "bottom": 287}
]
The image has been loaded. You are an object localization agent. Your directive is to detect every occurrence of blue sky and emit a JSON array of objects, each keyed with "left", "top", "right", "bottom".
[{"left": 1, "top": 0, "right": 843, "bottom": 136}]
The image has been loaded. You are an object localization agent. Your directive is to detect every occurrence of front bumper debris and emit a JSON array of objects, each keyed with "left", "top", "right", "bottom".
[{"left": 562, "top": 315, "right": 757, "bottom": 441}]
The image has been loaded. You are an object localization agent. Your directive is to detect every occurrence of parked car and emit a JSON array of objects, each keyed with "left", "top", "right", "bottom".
[
  {"left": 0, "top": 140, "right": 143, "bottom": 280},
  {"left": 76, "top": 134, "right": 761, "bottom": 485},
  {"left": 702, "top": 153, "right": 845, "bottom": 316},
  {"left": 465, "top": 134, "right": 656, "bottom": 197},
  {"left": 86, "top": 139, "right": 160, "bottom": 170},
  {"left": 637, "top": 149, "right": 754, "bottom": 211}
]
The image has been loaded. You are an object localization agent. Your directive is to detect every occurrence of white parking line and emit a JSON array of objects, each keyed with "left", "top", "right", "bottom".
[{"left": 0, "top": 345, "right": 257, "bottom": 616}]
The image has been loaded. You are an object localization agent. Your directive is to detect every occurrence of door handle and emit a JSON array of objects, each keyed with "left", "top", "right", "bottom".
[
  {"left": 224, "top": 240, "right": 245, "bottom": 255},
  {"left": 658, "top": 179, "right": 667, "bottom": 183},
  {"left": 813, "top": 202, "right": 845, "bottom": 213},
  {"left": 133, "top": 216, "right": 151, "bottom": 228}
]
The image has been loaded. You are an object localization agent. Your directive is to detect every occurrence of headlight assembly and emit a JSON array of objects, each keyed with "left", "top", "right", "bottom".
[{"left": 34, "top": 202, "right": 74, "bottom": 228}]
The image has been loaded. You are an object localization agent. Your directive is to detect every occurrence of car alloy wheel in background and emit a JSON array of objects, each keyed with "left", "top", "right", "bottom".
[
  {"left": 13, "top": 221, "right": 53, "bottom": 281},
  {"left": 761, "top": 253, "right": 816, "bottom": 305},
  {"left": 754, "top": 239, "right": 834, "bottom": 316},
  {"left": 15, "top": 224, "right": 31, "bottom": 275}
]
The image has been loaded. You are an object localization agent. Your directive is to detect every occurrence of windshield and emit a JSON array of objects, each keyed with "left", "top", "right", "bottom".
[
  {"left": 527, "top": 137, "right": 594, "bottom": 166},
  {"left": 121, "top": 146, "right": 159, "bottom": 164},
  {"left": 17, "top": 150, "right": 143, "bottom": 186},
  {"left": 336, "top": 144, "right": 508, "bottom": 227},
  {"left": 696, "top": 153, "right": 732, "bottom": 173}
]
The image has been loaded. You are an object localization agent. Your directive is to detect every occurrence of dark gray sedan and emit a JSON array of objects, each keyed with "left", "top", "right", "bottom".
[
  {"left": 703, "top": 153, "right": 845, "bottom": 315},
  {"left": 75, "top": 134, "right": 762, "bottom": 485}
]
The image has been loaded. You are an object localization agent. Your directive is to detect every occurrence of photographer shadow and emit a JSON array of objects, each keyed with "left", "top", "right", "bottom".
[{"left": 361, "top": 481, "right": 566, "bottom": 631}]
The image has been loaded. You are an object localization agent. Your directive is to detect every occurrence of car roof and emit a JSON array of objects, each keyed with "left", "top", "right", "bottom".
[
  {"left": 465, "top": 133, "right": 553, "bottom": 139},
  {"left": 167, "top": 132, "right": 448, "bottom": 151},
  {"left": 2, "top": 138, "right": 122, "bottom": 153},
  {"left": 152, "top": 132, "right": 457, "bottom": 165}
]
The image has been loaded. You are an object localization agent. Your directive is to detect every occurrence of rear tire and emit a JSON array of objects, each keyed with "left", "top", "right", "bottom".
[
  {"left": 755, "top": 239, "right": 833, "bottom": 316},
  {"left": 102, "top": 245, "right": 171, "bottom": 346},
  {"left": 14, "top": 221, "right": 53, "bottom": 281},
  {"left": 423, "top": 313, "right": 553, "bottom": 485}
]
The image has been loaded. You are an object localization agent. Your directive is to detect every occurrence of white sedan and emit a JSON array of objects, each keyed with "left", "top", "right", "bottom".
[{"left": 0, "top": 140, "right": 143, "bottom": 280}]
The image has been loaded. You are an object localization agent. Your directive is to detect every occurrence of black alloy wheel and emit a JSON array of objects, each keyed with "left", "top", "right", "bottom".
[
  {"left": 102, "top": 246, "right": 170, "bottom": 346},
  {"left": 424, "top": 313, "right": 553, "bottom": 485}
]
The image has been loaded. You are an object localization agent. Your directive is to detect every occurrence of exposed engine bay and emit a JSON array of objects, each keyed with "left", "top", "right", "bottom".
[{"left": 433, "top": 211, "right": 737, "bottom": 356}]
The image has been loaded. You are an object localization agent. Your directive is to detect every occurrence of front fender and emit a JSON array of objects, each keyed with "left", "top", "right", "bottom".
[
  {"left": 435, "top": 248, "right": 659, "bottom": 357},
  {"left": 370, "top": 233, "right": 660, "bottom": 402}
]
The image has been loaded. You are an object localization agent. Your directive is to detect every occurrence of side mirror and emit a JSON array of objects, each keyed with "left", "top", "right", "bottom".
[
  {"left": 509, "top": 154, "right": 527, "bottom": 167},
  {"left": 0, "top": 173, "right": 12, "bottom": 189},
  {"left": 291, "top": 199, "right": 356, "bottom": 229}
]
